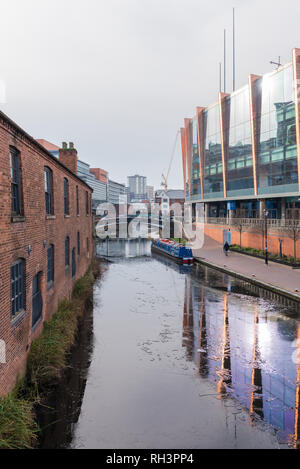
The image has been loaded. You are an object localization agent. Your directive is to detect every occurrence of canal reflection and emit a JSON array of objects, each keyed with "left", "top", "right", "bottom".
[
  {"left": 183, "top": 270, "right": 300, "bottom": 447},
  {"left": 295, "top": 325, "right": 300, "bottom": 449},
  {"left": 97, "top": 238, "right": 152, "bottom": 258},
  {"left": 39, "top": 241, "right": 300, "bottom": 449}
]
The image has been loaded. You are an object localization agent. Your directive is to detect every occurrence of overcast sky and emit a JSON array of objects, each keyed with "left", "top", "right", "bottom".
[{"left": 1, "top": 0, "right": 300, "bottom": 189}]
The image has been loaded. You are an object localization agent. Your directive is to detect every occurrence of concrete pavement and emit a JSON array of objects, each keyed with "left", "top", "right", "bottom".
[{"left": 193, "top": 235, "right": 300, "bottom": 301}]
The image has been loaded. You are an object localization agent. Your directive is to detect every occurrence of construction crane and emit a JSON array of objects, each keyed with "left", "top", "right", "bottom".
[{"left": 161, "top": 130, "right": 180, "bottom": 193}]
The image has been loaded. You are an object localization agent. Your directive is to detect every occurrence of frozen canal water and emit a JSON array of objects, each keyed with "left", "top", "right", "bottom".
[{"left": 39, "top": 240, "right": 300, "bottom": 449}]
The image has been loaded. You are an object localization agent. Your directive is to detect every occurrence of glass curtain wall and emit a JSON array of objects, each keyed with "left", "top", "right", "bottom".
[
  {"left": 226, "top": 86, "right": 254, "bottom": 197},
  {"left": 256, "top": 64, "right": 298, "bottom": 194},
  {"left": 191, "top": 116, "right": 200, "bottom": 199},
  {"left": 203, "top": 104, "right": 223, "bottom": 198}
]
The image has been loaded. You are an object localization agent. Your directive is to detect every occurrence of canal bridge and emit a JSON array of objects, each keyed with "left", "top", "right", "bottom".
[{"left": 95, "top": 213, "right": 184, "bottom": 239}]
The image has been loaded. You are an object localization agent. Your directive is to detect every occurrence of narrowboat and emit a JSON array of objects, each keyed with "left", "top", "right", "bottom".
[
  {"left": 151, "top": 251, "right": 193, "bottom": 274},
  {"left": 151, "top": 239, "right": 193, "bottom": 265}
]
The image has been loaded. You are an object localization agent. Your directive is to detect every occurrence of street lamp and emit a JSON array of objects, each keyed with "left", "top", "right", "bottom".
[{"left": 263, "top": 209, "right": 269, "bottom": 265}]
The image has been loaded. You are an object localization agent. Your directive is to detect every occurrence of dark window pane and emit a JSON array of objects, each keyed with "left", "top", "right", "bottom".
[
  {"left": 44, "top": 167, "right": 53, "bottom": 215},
  {"left": 72, "top": 248, "right": 76, "bottom": 277},
  {"left": 47, "top": 245, "right": 54, "bottom": 283},
  {"left": 10, "top": 148, "right": 21, "bottom": 215},
  {"left": 64, "top": 178, "right": 69, "bottom": 215},
  {"left": 65, "top": 237, "right": 70, "bottom": 266},
  {"left": 76, "top": 186, "right": 79, "bottom": 215},
  {"left": 11, "top": 259, "right": 25, "bottom": 319},
  {"left": 85, "top": 191, "right": 89, "bottom": 215},
  {"left": 77, "top": 232, "right": 80, "bottom": 256}
]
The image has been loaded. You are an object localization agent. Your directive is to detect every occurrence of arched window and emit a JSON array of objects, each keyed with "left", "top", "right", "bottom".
[
  {"left": 77, "top": 232, "right": 80, "bottom": 256},
  {"left": 65, "top": 236, "right": 70, "bottom": 267},
  {"left": 47, "top": 244, "right": 54, "bottom": 284},
  {"left": 32, "top": 271, "right": 43, "bottom": 327},
  {"left": 11, "top": 259, "right": 25, "bottom": 319},
  {"left": 64, "top": 178, "right": 69, "bottom": 215},
  {"left": 10, "top": 147, "right": 22, "bottom": 215},
  {"left": 85, "top": 191, "right": 89, "bottom": 215},
  {"left": 44, "top": 167, "right": 53, "bottom": 215},
  {"left": 72, "top": 248, "right": 76, "bottom": 278},
  {"left": 76, "top": 185, "right": 79, "bottom": 215},
  {"left": 87, "top": 237, "right": 90, "bottom": 258}
]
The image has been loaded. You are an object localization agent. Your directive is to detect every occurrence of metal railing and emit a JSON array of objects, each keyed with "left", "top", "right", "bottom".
[{"left": 206, "top": 217, "right": 300, "bottom": 229}]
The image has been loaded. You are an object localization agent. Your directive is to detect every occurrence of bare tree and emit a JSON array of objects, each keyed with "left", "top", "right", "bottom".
[
  {"left": 231, "top": 219, "right": 243, "bottom": 248},
  {"left": 284, "top": 219, "right": 300, "bottom": 264},
  {"left": 246, "top": 218, "right": 265, "bottom": 251}
]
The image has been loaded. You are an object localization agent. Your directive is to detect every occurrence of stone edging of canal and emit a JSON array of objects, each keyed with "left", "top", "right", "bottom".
[{"left": 194, "top": 257, "right": 300, "bottom": 304}]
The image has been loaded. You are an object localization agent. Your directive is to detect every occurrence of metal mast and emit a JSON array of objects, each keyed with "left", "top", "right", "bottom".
[
  {"left": 224, "top": 29, "right": 226, "bottom": 93},
  {"left": 233, "top": 8, "right": 236, "bottom": 91}
]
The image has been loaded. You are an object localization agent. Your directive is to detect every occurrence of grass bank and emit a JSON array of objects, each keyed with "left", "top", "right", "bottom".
[
  {"left": 0, "top": 259, "right": 100, "bottom": 449},
  {"left": 230, "top": 244, "right": 300, "bottom": 267},
  {"left": 0, "top": 390, "right": 38, "bottom": 449}
]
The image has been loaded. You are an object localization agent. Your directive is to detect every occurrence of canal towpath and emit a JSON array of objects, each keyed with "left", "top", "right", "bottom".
[{"left": 194, "top": 236, "right": 300, "bottom": 302}]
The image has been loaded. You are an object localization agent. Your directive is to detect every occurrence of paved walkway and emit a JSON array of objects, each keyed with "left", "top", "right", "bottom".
[{"left": 193, "top": 235, "right": 300, "bottom": 300}]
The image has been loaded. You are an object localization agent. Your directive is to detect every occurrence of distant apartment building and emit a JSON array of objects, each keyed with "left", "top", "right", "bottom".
[
  {"left": 77, "top": 160, "right": 107, "bottom": 207},
  {"left": 108, "top": 179, "right": 126, "bottom": 205},
  {"left": 146, "top": 185, "right": 154, "bottom": 201},
  {"left": 127, "top": 175, "right": 147, "bottom": 202},
  {"left": 125, "top": 186, "right": 130, "bottom": 203},
  {"left": 0, "top": 124, "right": 93, "bottom": 396}
]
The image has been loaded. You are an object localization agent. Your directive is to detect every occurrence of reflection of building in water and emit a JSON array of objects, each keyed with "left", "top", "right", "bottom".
[
  {"left": 250, "top": 308, "right": 264, "bottom": 423},
  {"left": 294, "top": 325, "right": 300, "bottom": 449},
  {"left": 217, "top": 294, "right": 232, "bottom": 396},
  {"left": 198, "top": 287, "right": 208, "bottom": 378},
  {"left": 183, "top": 270, "right": 300, "bottom": 445},
  {"left": 96, "top": 238, "right": 152, "bottom": 258},
  {"left": 182, "top": 278, "right": 194, "bottom": 361}
]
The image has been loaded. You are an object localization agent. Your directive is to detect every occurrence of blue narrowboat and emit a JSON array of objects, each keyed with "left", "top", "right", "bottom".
[{"left": 151, "top": 239, "right": 193, "bottom": 265}]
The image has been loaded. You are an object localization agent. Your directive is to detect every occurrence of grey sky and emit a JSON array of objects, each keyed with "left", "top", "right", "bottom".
[{"left": 1, "top": 0, "right": 300, "bottom": 189}]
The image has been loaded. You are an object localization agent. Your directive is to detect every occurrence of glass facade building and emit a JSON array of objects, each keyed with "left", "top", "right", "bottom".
[
  {"left": 77, "top": 159, "right": 107, "bottom": 206},
  {"left": 256, "top": 64, "right": 298, "bottom": 195},
  {"left": 191, "top": 117, "right": 200, "bottom": 198},
  {"left": 203, "top": 104, "right": 223, "bottom": 199},
  {"left": 181, "top": 50, "right": 300, "bottom": 219},
  {"left": 226, "top": 85, "right": 253, "bottom": 197}
]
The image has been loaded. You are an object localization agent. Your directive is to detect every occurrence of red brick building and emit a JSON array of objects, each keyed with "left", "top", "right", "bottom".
[
  {"left": 0, "top": 111, "right": 93, "bottom": 396},
  {"left": 90, "top": 167, "right": 108, "bottom": 184},
  {"left": 155, "top": 190, "right": 185, "bottom": 215}
]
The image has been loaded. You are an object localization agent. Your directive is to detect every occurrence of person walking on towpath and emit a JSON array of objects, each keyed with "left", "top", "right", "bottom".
[{"left": 223, "top": 241, "right": 230, "bottom": 257}]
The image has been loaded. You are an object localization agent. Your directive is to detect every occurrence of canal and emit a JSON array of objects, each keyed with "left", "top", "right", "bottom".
[{"left": 39, "top": 239, "right": 300, "bottom": 449}]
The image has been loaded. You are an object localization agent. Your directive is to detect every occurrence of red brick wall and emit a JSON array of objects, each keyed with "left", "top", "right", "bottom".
[
  {"left": 0, "top": 118, "right": 93, "bottom": 396},
  {"left": 90, "top": 168, "right": 108, "bottom": 184},
  {"left": 205, "top": 223, "right": 300, "bottom": 258},
  {"left": 59, "top": 148, "right": 78, "bottom": 175}
]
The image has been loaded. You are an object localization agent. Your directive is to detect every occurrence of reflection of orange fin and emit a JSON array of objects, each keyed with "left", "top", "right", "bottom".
[
  {"left": 198, "top": 286, "right": 208, "bottom": 376},
  {"left": 250, "top": 307, "right": 264, "bottom": 425},
  {"left": 217, "top": 293, "right": 232, "bottom": 397},
  {"left": 294, "top": 325, "right": 300, "bottom": 448}
]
